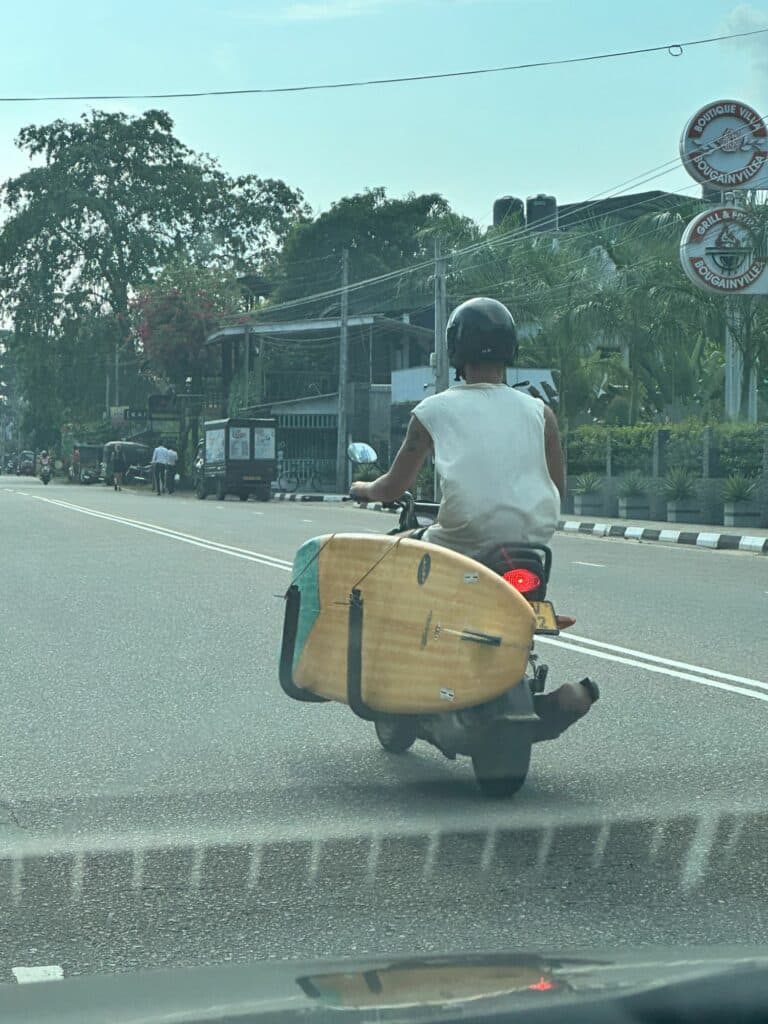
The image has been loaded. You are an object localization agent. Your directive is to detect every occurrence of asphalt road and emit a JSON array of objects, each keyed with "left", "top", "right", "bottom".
[{"left": 0, "top": 476, "right": 767, "bottom": 982}]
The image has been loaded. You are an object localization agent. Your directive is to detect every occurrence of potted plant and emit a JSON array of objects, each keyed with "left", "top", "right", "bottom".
[
  {"left": 722, "top": 474, "right": 760, "bottom": 528},
  {"left": 617, "top": 471, "right": 650, "bottom": 520},
  {"left": 573, "top": 472, "right": 603, "bottom": 517},
  {"left": 663, "top": 468, "right": 699, "bottom": 523}
]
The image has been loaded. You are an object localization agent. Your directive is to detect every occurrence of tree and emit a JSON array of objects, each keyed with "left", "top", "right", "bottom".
[
  {"left": 0, "top": 109, "right": 307, "bottom": 431},
  {"left": 272, "top": 188, "right": 479, "bottom": 313},
  {"left": 135, "top": 261, "right": 243, "bottom": 391},
  {"left": 451, "top": 225, "right": 611, "bottom": 425}
]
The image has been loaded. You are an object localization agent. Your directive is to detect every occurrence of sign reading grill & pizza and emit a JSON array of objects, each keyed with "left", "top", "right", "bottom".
[
  {"left": 680, "top": 100, "right": 768, "bottom": 189},
  {"left": 679, "top": 206, "right": 767, "bottom": 296}
]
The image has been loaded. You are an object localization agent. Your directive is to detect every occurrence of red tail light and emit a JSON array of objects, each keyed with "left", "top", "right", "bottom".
[
  {"left": 503, "top": 567, "right": 542, "bottom": 594},
  {"left": 528, "top": 977, "right": 556, "bottom": 992}
]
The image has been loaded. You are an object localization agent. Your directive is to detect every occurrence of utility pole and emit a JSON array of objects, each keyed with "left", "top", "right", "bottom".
[
  {"left": 748, "top": 365, "right": 758, "bottom": 423},
  {"left": 433, "top": 237, "right": 448, "bottom": 500},
  {"left": 724, "top": 301, "right": 743, "bottom": 421},
  {"left": 244, "top": 327, "right": 251, "bottom": 408},
  {"left": 434, "top": 236, "right": 449, "bottom": 394},
  {"left": 114, "top": 343, "right": 120, "bottom": 410},
  {"left": 335, "top": 248, "right": 350, "bottom": 494}
]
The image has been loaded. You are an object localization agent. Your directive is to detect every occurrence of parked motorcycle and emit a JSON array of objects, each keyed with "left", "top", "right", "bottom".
[{"left": 280, "top": 443, "right": 598, "bottom": 798}]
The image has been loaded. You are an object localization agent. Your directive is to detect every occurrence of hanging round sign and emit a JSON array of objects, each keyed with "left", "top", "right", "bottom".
[
  {"left": 680, "top": 100, "right": 768, "bottom": 189},
  {"left": 679, "top": 206, "right": 768, "bottom": 296}
]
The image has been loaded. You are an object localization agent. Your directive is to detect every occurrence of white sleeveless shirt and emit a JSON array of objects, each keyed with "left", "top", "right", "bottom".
[{"left": 412, "top": 383, "right": 560, "bottom": 557}]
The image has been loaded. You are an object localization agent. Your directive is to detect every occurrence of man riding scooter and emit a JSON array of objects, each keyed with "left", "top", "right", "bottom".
[
  {"left": 350, "top": 296, "right": 597, "bottom": 726},
  {"left": 39, "top": 450, "right": 52, "bottom": 484}
]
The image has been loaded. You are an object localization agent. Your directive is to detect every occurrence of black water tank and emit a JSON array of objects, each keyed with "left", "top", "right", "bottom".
[
  {"left": 493, "top": 196, "right": 525, "bottom": 227},
  {"left": 526, "top": 194, "right": 558, "bottom": 231}
]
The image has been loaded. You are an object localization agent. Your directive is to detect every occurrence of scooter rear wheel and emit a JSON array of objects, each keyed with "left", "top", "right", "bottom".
[
  {"left": 374, "top": 716, "right": 417, "bottom": 754},
  {"left": 472, "top": 729, "right": 531, "bottom": 798}
]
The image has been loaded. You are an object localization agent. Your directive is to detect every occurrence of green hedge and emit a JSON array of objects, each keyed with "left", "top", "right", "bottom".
[
  {"left": 715, "top": 424, "right": 764, "bottom": 478},
  {"left": 607, "top": 425, "right": 655, "bottom": 475},
  {"left": 666, "top": 421, "right": 704, "bottom": 473},
  {"left": 565, "top": 424, "right": 655, "bottom": 475},
  {"left": 564, "top": 426, "right": 609, "bottom": 475},
  {"left": 565, "top": 422, "right": 765, "bottom": 478}
]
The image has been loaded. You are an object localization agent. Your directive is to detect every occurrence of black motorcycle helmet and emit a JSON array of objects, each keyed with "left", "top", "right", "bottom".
[{"left": 446, "top": 297, "right": 518, "bottom": 379}]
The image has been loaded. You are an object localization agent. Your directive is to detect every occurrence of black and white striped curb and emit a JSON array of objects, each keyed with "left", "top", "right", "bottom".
[
  {"left": 273, "top": 492, "right": 348, "bottom": 503},
  {"left": 559, "top": 520, "right": 768, "bottom": 554}
]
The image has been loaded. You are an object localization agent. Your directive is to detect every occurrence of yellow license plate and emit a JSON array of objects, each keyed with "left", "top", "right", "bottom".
[{"left": 530, "top": 600, "right": 559, "bottom": 635}]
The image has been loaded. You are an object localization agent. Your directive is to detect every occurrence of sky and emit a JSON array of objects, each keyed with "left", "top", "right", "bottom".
[{"left": 0, "top": 0, "right": 767, "bottom": 226}]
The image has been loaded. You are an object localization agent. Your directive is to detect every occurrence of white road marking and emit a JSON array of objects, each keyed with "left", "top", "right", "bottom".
[
  {"left": 572, "top": 560, "right": 605, "bottom": 568},
  {"left": 556, "top": 633, "right": 768, "bottom": 692},
  {"left": 30, "top": 496, "right": 292, "bottom": 572},
  {"left": 538, "top": 637, "right": 768, "bottom": 704},
  {"left": 301, "top": 519, "right": 314, "bottom": 523},
  {"left": 12, "top": 966, "right": 63, "bottom": 984},
  {"left": 24, "top": 492, "right": 768, "bottom": 707}
]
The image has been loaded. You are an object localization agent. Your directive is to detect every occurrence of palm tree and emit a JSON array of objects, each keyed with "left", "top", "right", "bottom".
[{"left": 450, "top": 225, "right": 607, "bottom": 425}]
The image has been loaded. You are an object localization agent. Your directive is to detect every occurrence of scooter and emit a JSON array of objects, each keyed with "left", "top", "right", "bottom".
[
  {"left": 280, "top": 443, "right": 598, "bottom": 798},
  {"left": 40, "top": 460, "right": 52, "bottom": 485}
]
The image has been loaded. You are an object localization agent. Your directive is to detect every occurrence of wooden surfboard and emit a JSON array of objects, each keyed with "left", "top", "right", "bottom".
[{"left": 287, "top": 533, "right": 536, "bottom": 714}]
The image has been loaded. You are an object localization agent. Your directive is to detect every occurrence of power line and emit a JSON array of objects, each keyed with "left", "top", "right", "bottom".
[
  {"left": 218, "top": 120, "right": 763, "bottom": 325},
  {"left": 0, "top": 29, "right": 765, "bottom": 103},
  {"left": 245, "top": 171, "right": 696, "bottom": 320}
]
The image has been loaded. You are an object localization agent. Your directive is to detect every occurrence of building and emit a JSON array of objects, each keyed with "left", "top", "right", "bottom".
[
  {"left": 204, "top": 313, "right": 435, "bottom": 481},
  {"left": 493, "top": 189, "right": 691, "bottom": 232}
]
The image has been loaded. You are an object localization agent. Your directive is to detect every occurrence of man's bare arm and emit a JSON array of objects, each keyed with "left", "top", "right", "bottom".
[
  {"left": 543, "top": 405, "right": 565, "bottom": 500},
  {"left": 350, "top": 415, "right": 432, "bottom": 503}
]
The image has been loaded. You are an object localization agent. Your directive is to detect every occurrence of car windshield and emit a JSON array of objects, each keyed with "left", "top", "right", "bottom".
[{"left": 0, "top": 0, "right": 767, "bottom": 1013}]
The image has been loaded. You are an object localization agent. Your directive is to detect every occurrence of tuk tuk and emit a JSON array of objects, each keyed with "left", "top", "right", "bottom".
[
  {"left": 77, "top": 444, "right": 104, "bottom": 484},
  {"left": 197, "top": 418, "right": 276, "bottom": 502},
  {"left": 18, "top": 451, "right": 36, "bottom": 476}
]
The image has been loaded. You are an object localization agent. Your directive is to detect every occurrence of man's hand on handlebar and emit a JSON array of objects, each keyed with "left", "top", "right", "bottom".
[{"left": 349, "top": 481, "right": 373, "bottom": 503}]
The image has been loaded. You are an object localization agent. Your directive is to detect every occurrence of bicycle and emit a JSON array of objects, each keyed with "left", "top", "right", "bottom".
[{"left": 277, "top": 458, "right": 335, "bottom": 493}]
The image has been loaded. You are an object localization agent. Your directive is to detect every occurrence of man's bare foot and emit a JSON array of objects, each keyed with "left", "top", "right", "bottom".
[
  {"left": 551, "top": 681, "right": 594, "bottom": 715},
  {"left": 536, "top": 679, "right": 599, "bottom": 720}
]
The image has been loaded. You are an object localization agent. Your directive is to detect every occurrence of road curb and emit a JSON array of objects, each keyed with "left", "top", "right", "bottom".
[
  {"left": 559, "top": 520, "right": 768, "bottom": 554},
  {"left": 273, "top": 492, "right": 348, "bottom": 503}
]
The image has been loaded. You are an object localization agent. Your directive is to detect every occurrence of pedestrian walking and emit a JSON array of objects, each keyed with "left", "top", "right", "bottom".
[
  {"left": 71, "top": 446, "right": 81, "bottom": 482},
  {"left": 111, "top": 443, "right": 127, "bottom": 491},
  {"left": 151, "top": 442, "right": 167, "bottom": 495},
  {"left": 166, "top": 446, "right": 178, "bottom": 494}
]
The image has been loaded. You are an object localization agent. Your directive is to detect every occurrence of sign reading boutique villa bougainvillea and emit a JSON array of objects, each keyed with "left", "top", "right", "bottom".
[
  {"left": 678, "top": 99, "right": 768, "bottom": 296},
  {"left": 680, "top": 206, "right": 768, "bottom": 296},
  {"left": 680, "top": 99, "right": 768, "bottom": 189}
]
